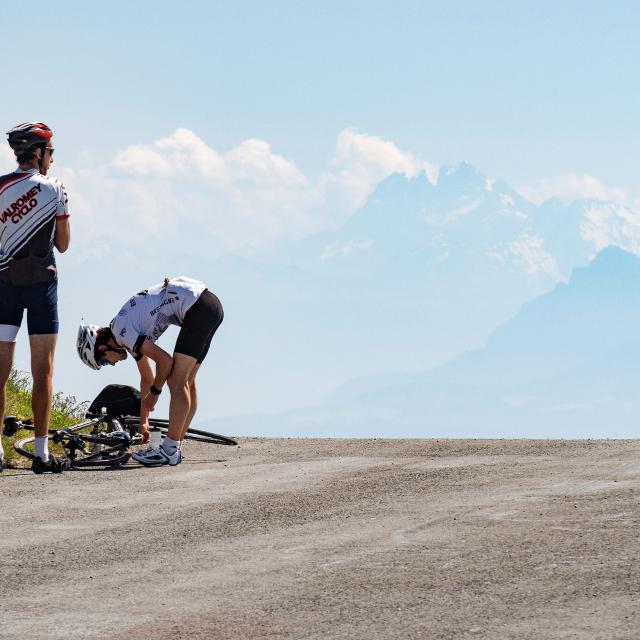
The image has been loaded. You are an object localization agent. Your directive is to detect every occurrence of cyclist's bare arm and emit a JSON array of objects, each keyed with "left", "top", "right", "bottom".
[
  {"left": 136, "top": 355, "right": 155, "bottom": 429},
  {"left": 138, "top": 340, "right": 173, "bottom": 391},
  {"left": 54, "top": 218, "right": 70, "bottom": 252}
]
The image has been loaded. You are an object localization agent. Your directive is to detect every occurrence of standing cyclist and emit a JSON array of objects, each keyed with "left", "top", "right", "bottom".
[
  {"left": 0, "top": 122, "right": 71, "bottom": 473},
  {"left": 76, "top": 276, "right": 223, "bottom": 467}
]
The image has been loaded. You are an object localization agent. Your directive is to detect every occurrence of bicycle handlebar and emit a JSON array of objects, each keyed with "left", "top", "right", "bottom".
[{"left": 3, "top": 416, "right": 32, "bottom": 437}]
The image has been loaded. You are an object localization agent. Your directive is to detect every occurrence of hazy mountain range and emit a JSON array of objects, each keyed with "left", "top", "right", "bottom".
[
  {"left": 208, "top": 246, "right": 640, "bottom": 438},
  {"left": 199, "top": 161, "right": 629, "bottom": 415}
]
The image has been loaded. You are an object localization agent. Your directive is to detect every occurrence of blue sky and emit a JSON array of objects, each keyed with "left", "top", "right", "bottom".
[
  {"left": 3, "top": 1, "right": 640, "bottom": 192},
  {"left": 2, "top": 1, "right": 640, "bottom": 427}
]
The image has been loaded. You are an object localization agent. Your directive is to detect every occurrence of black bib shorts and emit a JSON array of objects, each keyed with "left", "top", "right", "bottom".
[{"left": 174, "top": 290, "right": 223, "bottom": 364}]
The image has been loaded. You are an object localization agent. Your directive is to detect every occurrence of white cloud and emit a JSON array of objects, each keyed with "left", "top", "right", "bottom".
[
  {"left": 157, "top": 128, "right": 227, "bottom": 181},
  {"left": 59, "top": 127, "right": 442, "bottom": 253},
  {"left": 0, "top": 144, "right": 15, "bottom": 171},
  {"left": 9, "top": 129, "right": 640, "bottom": 268},
  {"left": 225, "top": 139, "right": 306, "bottom": 187},
  {"left": 327, "top": 129, "right": 438, "bottom": 210},
  {"left": 113, "top": 144, "right": 174, "bottom": 177},
  {"left": 2, "top": 128, "right": 446, "bottom": 251},
  {"left": 113, "top": 128, "right": 306, "bottom": 191},
  {"left": 113, "top": 128, "right": 227, "bottom": 182},
  {"left": 580, "top": 202, "right": 640, "bottom": 255},
  {"left": 82, "top": 129, "right": 317, "bottom": 251},
  {"left": 517, "top": 173, "right": 628, "bottom": 206}
]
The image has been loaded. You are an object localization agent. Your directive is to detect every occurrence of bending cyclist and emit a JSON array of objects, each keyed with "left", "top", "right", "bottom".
[{"left": 77, "top": 276, "right": 223, "bottom": 467}]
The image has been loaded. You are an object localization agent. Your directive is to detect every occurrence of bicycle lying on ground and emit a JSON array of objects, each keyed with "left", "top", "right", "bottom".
[
  {"left": 8, "top": 414, "right": 237, "bottom": 469},
  {"left": 6, "top": 383, "right": 237, "bottom": 469}
]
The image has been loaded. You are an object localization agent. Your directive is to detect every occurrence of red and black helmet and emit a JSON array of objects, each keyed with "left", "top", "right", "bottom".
[{"left": 6, "top": 122, "right": 53, "bottom": 153}]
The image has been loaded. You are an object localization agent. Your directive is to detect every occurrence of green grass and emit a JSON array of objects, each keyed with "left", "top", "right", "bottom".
[{"left": 2, "top": 369, "right": 87, "bottom": 468}]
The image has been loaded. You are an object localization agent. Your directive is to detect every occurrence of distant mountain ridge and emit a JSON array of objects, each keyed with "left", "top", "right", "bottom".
[
  {"left": 198, "top": 161, "right": 640, "bottom": 417},
  {"left": 280, "top": 161, "right": 594, "bottom": 280},
  {"left": 323, "top": 246, "right": 640, "bottom": 437},
  {"left": 207, "top": 247, "right": 640, "bottom": 438}
]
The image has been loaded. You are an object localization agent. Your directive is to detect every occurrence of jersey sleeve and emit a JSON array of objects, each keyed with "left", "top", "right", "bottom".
[
  {"left": 110, "top": 314, "right": 140, "bottom": 355},
  {"left": 51, "top": 178, "right": 69, "bottom": 220},
  {"left": 132, "top": 335, "right": 146, "bottom": 360}
]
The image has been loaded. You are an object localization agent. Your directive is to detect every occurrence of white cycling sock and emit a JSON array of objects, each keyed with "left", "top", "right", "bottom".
[
  {"left": 161, "top": 437, "right": 179, "bottom": 455},
  {"left": 35, "top": 436, "right": 49, "bottom": 462},
  {"left": 0, "top": 440, "right": 4, "bottom": 460}
]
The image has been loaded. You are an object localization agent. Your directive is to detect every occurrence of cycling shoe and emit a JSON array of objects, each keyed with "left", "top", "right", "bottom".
[{"left": 32, "top": 454, "right": 70, "bottom": 474}]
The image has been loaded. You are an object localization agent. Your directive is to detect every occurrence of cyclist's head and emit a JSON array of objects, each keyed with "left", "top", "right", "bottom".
[
  {"left": 77, "top": 324, "right": 128, "bottom": 370},
  {"left": 7, "top": 122, "right": 54, "bottom": 174}
]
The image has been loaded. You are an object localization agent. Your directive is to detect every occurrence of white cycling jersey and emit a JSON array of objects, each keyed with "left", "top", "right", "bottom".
[
  {"left": 0, "top": 168, "right": 69, "bottom": 274},
  {"left": 110, "top": 276, "right": 207, "bottom": 357}
]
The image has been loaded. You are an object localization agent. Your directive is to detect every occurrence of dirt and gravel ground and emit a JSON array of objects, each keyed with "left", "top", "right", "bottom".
[{"left": 1, "top": 437, "right": 639, "bottom": 640}]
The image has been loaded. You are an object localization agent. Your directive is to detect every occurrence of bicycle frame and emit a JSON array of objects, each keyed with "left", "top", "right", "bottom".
[{"left": 13, "top": 415, "right": 137, "bottom": 468}]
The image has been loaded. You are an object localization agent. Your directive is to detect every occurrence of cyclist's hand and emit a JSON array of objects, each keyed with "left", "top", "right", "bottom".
[
  {"left": 138, "top": 421, "right": 150, "bottom": 443},
  {"left": 142, "top": 393, "right": 157, "bottom": 413}
]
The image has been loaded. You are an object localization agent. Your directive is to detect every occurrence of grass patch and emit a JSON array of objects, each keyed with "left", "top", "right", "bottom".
[{"left": 2, "top": 369, "right": 87, "bottom": 468}]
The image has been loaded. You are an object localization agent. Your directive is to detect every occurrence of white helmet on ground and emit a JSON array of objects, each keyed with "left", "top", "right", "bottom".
[{"left": 77, "top": 324, "right": 102, "bottom": 370}]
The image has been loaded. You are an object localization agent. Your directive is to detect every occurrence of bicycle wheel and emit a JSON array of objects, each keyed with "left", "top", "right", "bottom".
[
  {"left": 14, "top": 420, "right": 132, "bottom": 468},
  {"left": 52, "top": 429, "right": 133, "bottom": 468},
  {"left": 70, "top": 446, "right": 131, "bottom": 468},
  {"left": 13, "top": 420, "right": 96, "bottom": 461},
  {"left": 125, "top": 418, "right": 238, "bottom": 446}
]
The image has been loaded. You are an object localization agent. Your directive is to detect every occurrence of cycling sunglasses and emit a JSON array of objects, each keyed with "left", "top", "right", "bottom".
[{"left": 97, "top": 344, "right": 127, "bottom": 367}]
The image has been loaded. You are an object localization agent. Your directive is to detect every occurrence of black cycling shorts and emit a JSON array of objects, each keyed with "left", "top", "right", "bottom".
[
  {"left": 0, "top": 279, "right": 59, "bottom": 340},
  {"left": 174, "top": 290, "right": 223, "bottom": 364}
]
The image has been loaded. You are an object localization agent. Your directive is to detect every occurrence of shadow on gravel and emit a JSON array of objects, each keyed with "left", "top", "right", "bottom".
[
  {"left": 1, "top": 458, "right": 229, "bottom": 475},
  {"left": 68, "top": 458, "right": 229, "bottom": 471},
  {"left": 69, "top": 465, "right": 147, "bottom": 473}
]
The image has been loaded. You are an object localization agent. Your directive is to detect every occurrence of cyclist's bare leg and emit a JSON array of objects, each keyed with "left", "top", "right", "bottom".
[
  {"left": 181, "top": 364, "right": 200, "bottom": 439},
  {"left": 0, "top": 341, "right": 16, "bottom": 437},
  {"left": 29, "top": 334, "right": 57, "bottom": 438},
  {"left": 166, "top": 353, "right": 198, "bottom": 441}
]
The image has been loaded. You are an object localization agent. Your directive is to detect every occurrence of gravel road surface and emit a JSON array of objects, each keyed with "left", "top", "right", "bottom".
[{"left": 1, "top": 438, "right": 639, "bottom": 639}]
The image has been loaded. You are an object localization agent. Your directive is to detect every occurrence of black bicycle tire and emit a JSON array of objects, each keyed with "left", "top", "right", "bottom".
[
  {"left": 14, "top": 421, "right": 131, "bottom": 467},
  {"left": 14, "top": 437, "right": 130, "bottom": 467},
  {"left": 149, "top": 420, "right": 237, "bottom": 446},
  {"left": 124, "top": 418, "right": 237, "bottom": 446},
  {"left": 13, "top": 421, "right": 96, "bottom": 461},
  {"left": 61, "top": 423, "right": 134, "bottom": 466},
  {"left": 71, "top": 446, "right": 131, "bottom": 468}
]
